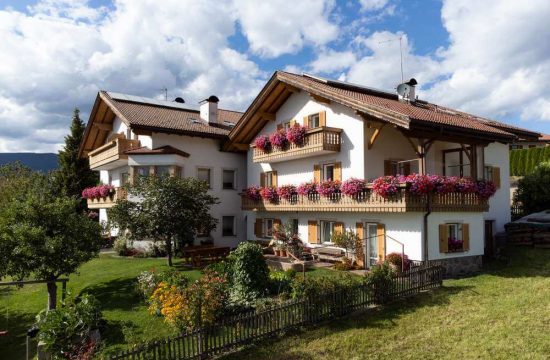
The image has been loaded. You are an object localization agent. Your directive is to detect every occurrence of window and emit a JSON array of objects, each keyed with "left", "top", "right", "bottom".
[
  {"left": 222, "top": 169, "right": 236, "bottom": 189},
  {"left": 447, "top": 223, "right": 464, "bottom": 252},
  {"left": 263, "top": 171, "right": 276, "bottom": 187},
  {"left": 156, "top": 166, "right": 171, "bottom": 177},
  {"left": 323, "top": 163, "right": 335, "bottom": 181},
  {"left": 282, "top": 121, "right": 292, "bottom": 131},
  {"left": 385, "top": 160, "right": 412, "bottom": 176},
  {"left": 121, "top": 172, "right": 129, "bottom": 185},
  {"left": 135, "top": 166, "right": 150, "bottom": 177},
  {"left": 291, "top": 219, "right": 299, "bottom": 236},
  {"left": 264, "top": 218, "right": 274, "bottom": 238},
  {"left": 320, "top": 220, "right": 335, "bottom": 243},
  {"left": 484, "top": 166, "right": 493, "bottom": 181},
  {"left": 509, "top": 144, "right": 523, "bottom": 150},
  {"left": 308, "top": 113, "right": 320, "bottom": 128},
  {"left": 126, "top": 128, "right": 132, "bottom": 140},
  {"left": 222, "top": 216, "right": 236, "bottom": 236},
  {"left": 197, "top": 168, "right": 211, "bottom": 188}
]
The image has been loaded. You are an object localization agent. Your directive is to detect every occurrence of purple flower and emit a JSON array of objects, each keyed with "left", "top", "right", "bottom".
[
  {"left": 286, "top": 124, "right": 307, "bottom": 145},
  {"left": 243, "top": 186, "right": 262, "bottom": 201},
  {"left": 475, "top": 180, "right": 497, "bottom": 199},
  {"left": 260, "top": 187, "right": 278, "bottom": 203},
  {"left": 277, "top": 185, "right": 297, "bottom": 201},
  {"left": 254, "top": 135, "right": 271, "bottom": 152},
  {"left": 372, "top": 176, "right": 400, "bottom": 198},
  {"left": 269, "top": 129, "right": 288, "bottom": 149},
  {"left": 341, "top": 178, "right": 367, "bottom": 197},
  {"left": 316, "top": 180, "right": 341, "bottom": 197},
  {"left": 297, "top": 181, "right": 317, "bottom": 196}
]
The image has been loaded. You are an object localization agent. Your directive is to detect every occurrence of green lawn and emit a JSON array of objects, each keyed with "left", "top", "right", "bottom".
[
  {"left": 223, "top": 247, "right": 550, "bottom": 360},
  {"left": 0, "top": 253, "right": 336, "bottom": 359}
]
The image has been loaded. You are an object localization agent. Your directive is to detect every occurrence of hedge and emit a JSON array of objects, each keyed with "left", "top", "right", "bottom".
[{"left": 510, "top": 146, "right": 550, "bottom": 176}]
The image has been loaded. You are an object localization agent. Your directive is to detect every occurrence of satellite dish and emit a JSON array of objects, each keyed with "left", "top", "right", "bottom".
[
  {"left": 174, "top": 97, "right": 185, "bottom": 103},
  {"left": 396, "top": 83, "right": 412, "bottom": 98}
]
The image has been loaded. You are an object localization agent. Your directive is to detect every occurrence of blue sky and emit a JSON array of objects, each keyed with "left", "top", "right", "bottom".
[{"left": 0, "top": 0, "right": 549, "bottom": 152}]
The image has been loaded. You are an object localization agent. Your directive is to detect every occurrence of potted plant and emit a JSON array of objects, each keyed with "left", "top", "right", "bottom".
[
  {"left": 269, "top": 129, "right": 288, "bottom": 150},
  {"left": 385, "top": 252, "right": 410, "bottom": 273}
]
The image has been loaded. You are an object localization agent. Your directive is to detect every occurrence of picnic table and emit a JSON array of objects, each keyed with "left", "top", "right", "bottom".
[{"left": 180, "top": 245, "right": 230, "bottom": 267}]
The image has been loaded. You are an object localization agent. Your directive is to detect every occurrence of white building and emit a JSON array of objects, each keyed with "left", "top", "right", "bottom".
[{"left": 79, "top": 72, "right": 539, "bottom": 275}]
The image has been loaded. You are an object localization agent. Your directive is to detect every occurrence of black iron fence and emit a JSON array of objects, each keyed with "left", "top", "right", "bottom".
[{"left": 108, "top": 264, "right": 443, "bottom": 360}]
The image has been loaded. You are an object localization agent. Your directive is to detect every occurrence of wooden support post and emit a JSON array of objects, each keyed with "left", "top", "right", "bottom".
[{"left": 470, "top": 144, "right": 478, "bottom": 180}]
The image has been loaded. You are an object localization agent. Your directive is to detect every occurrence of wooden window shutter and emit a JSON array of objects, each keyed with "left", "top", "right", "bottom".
[
  {"left": 334, "top": 222, "right": 344, "bottom": 235},
  {"left": 319, "top": 110, "right": 326, "bottom": 127},
  {"left": 313, "top": 165, "right": 321, "bottom": 183},
  {"left": 303, "top": 115, "right": 309, "bottom": 128},
  {"left": 462, "top": 223, "right": 470, "bottom": 251},
  {"left": 260, "top": 173, "right": 266, "bottom": 187},
  {"left": 492, "top": 166, "right": 501, "bottom": 188},
  {"left": 439, "top": 224, "right": 449, "bottom": 253},
  {"left": 355, "top": 223, "right": 364, "bottom": 267},
  {"left": 308, "top": 220, "right": 319, "bottom": 244},
  {"left": 274, "top": 219, "right": 282, "bottom": 231},
  {"left": 384, "top": 160, "right": 392, "bottom": 176},
  {"left": 271, "top": 171, "right": 278, "bottom": 187},
  {"left": 376, "top": 223, "right": 386, "bottom": 261},
  {"left": 254, "top": 218, "right": 263, "bottom": 238},
  {"left": 334, "top": 162, "right": 342, "bottom": 181},
  {"left": 290, "top": 119, "right": 296, "bottom": 127}
]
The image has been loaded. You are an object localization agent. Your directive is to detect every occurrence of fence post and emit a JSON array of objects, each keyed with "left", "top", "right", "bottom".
[{"left": 197, "top": 298, "right": 205, "bottom": 360}]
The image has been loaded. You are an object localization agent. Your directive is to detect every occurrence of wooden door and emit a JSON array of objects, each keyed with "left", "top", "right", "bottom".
[{"left": 484, "top": 220, "right": 494, "bottom": 259}]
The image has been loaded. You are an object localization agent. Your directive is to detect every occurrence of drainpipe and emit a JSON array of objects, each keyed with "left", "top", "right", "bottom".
[{"left": 423, "top": 193, "right": 431, "bottom": 265}]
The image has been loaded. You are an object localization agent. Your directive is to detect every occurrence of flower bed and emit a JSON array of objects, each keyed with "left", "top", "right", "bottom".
[{"left": 82, "top": 184, "right": 115, "bottom": 200}]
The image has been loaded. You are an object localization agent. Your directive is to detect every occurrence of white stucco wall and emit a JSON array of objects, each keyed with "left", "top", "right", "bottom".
[
  {"left": 483, "top": 142, "right": 511, "bottom": 233},
  {"left": 427, "top": 212, "right": 485, "bottom": 260}
]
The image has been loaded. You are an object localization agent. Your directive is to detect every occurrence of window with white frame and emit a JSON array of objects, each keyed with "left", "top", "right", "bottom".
[
  {"left": 222, "top": 169, "right": 236, "bottom": 190},
  {"left": 323, "top": 163, "right": 335, "bottom": 181},
  {"left": 291, "top": 219, "right": 299, "bottom": 236},
  {"left": 264, "top": 218, "right": 275, "bottom": 238},
  {"left": 222, "top": 216, "right": 236, "bottom": 236},
  {"left": 156, "top": 165, "right": 171, "bottom": 177},
  {"left": 197, "top": 168, "right": 212, "bottom": 188},
  {"left": 320, "top": 220, "right": 335, "bottom": 243},
  {"left": 135, "top": 166, "right": 150, "bottom": 177},
  {"left": 308, "top": 113, "right": 320, "bottom": 128}
]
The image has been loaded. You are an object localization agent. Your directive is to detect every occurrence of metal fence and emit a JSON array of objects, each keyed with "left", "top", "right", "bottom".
[{"left": 109, "top": 264, "right": 443, "bottom": 360}]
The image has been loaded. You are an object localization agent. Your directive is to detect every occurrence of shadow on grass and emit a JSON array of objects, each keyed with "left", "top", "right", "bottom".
[
  {"left": 483, "top": 246, "right": 550, "bottom": 279},
  {"left": 221, "top": 285, "right": 472, "bottom": 360},
  {"left": 0, "top": 310, "right": 39, "bottom": 360},
  {"left": 79, "top": 277, "right": 140, "bottom": 312}
]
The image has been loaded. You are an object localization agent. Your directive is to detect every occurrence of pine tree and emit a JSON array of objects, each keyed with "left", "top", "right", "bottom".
[{"left": 55, "top": 108, "right": 98, "bottom": 210}]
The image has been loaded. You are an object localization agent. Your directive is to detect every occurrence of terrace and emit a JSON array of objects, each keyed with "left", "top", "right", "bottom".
[{"left": 88, "top": 137, "right": 141, "bottom": 170}]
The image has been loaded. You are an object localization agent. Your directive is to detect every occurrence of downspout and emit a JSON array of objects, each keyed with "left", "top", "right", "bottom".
[{"left": 423, "top": 193, "right": 431, "bottom": 265}]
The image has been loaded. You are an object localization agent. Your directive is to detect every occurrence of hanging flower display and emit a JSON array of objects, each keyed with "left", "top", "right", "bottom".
[
  {"left": 316, "top": 180, "right": 341, "bottom": 197},
  {"left": 297, "top": 181, "right": 318, "bottom": 196},
  {"left": 455, "top": 177, "right": 476, "bottom": 194},
  {"left": 286, "top": 124, "right": 307, "bottom": 145},
  {"left": 475, "top": 180, "right": 497, "bottom": 199},
  {"left": 243, "top": 186, "right": 262, "bottom": 201},
  {"left": 254, "top": 135, "right": 271, "bottom": 152},
  {"left": 341, "top": 178, "right": 367, "bottom": 198},
  {"left": 372, "top": 176, "right": 400, "bottom": 198},
  {"left": 431, "top": 175, "right": 458, "bottom": 194},
  {"left": 269, "top": 129, "right": 288, "bottom": 149},
  {"left": 82, "top": 185, "right": 115, "bottom": 200},
  {"left": 402, "top": 174, "right": 435, "bottom": 195},
  {"left": 260, "top": 187, "right": 278, "bottom": 203},
  {"left": 277, "top": 185, "right": 297, "bottom": 201}
]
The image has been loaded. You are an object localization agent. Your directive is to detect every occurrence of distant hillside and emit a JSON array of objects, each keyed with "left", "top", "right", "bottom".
[{"left": 0, "top": 153, "right": 58, "bottom": 172}]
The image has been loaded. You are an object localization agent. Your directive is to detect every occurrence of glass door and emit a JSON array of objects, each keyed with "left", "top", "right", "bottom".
[{"left": 365, "top": 223, "right": 378, "bottom": 267}]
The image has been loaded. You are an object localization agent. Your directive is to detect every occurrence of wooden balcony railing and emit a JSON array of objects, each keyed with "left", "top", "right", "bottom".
[
  {"left": 87, "top": 187, "right": 127, "bottom": 209},
  {"left": 241, "top": 190, "right": 488, "bottom": 213},
  {"left": 88, "top": 138, "right": 140, "bottom": 170},
  {"left": 252, "top": 127, "right": 342, "bottom": 163}
]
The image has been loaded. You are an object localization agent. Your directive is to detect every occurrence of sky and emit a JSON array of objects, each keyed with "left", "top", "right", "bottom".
[{"left": 1, "top": 0, "right": 550, "bottom": 152}]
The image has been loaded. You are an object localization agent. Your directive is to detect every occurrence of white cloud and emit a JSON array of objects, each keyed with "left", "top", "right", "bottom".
[
  {"left": 233, "top": 0, "right": 339, "bottom": 58},
  {"left": 309, "top": 50, "right": 357, "bottom": 74},
  {"left": 359, "top": 0, "right": 389, "bottom": 12}
]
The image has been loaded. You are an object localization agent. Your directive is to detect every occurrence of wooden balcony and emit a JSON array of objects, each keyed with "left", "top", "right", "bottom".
[
  {"left": 87, "top": 187, "right": 127, "bottom": 209},
  {"left": 252, "top": 127, "right": 342, "bottom": 163},
  {"left": 242, "top": 190, "right": 488, "bottom": 213},
  {"left": 88, "top": 138, "right": 140, "bottom": 170}
]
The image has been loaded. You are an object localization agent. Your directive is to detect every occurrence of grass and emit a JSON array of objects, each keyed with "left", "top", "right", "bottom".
[
  {"left": 0, "top": 253, "right": 336, "bottom": 359},
  {"left": 223, "top": 247, "right": 550, "bottom": 360}
]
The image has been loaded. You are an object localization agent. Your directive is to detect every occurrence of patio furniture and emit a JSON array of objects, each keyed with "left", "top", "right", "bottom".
[{"left": 311, "top": 247, "right": 344, "bottom": 262}]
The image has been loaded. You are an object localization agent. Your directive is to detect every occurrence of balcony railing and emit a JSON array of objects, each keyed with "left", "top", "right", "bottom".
[
  {"left": 241, "top": 190, "right": 488, "bottom": 213},
  {"left": 87, "top": 187, "right": 127, "bottom": 209},
  {"left": 88, "top": 138, "right": 140, "bottom": 170},
  {"left": 252, "top": 127, "right": 342, "bottom": 163}
]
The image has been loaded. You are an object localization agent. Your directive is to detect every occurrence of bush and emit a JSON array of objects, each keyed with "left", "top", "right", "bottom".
[
  {"left": 515, "top": 162, "right": 550, "bottom": 214},
  {"left": 385, "top": 252, "right": 410, "bottom": 272},
  {"left": 290, "top": 273, "right": 360, "bottom": 301},
  {"left": 333, "top": 257, "right": 354, "bottom": 271},
  {"left": 203, "top": 259, "right": 233, "bottom": 280},
  {"left": 268, "top": 269, "right": 296, "bottom": 296},
  {"left": 364, "top": 262, "right": 395, "bottom": 303},
  {"left": 36, "top": 294, "right": 103, "bottom": 358},
  {"left": 113, "top": 235, "right": 131, "bottom": 256},
  {"left": 227, "top": 242, "right": 269, "bottom": 307}
]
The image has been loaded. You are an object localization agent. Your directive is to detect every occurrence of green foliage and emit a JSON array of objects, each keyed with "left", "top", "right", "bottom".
[
  {"left": 333, "top": 257, "right": 354, "bottom": 271},
  {"left": 509, "top": 146, "right": 550, "bottom": 176},
  {"left": 108, "top": 175, "right": 218, "bottom": 266},
  {"left": 331, "top": 229, "right": 358, "bottom": 255},
  {"left": 36, "top": 294, "right": 102, "bottom": 358},
  {"left": 268, "top": 269, "right": 297, "bottom": 296},
  {"left": 290, "top": 273, "right": 360, "bottom": 300},
  {"left": 203, "top": 259, "right": 233, "bottom": 280},
  {"left": 227, "top": 242, "right": 270, "bottom": 307},
  {"left": 113, "top": 235, "right": 131, "bottom": 256},
  {"left": 53, "top": 108, "right": 98, "bottom": 209},
  {"left": 514, "top": 162, "right": 550, "bottom": 214},
  {"left": 0, "top": 162, "right": 54, "bottom": 208},
  {"left": 363, "top": 262, "right": 395, "bottom": 303}
]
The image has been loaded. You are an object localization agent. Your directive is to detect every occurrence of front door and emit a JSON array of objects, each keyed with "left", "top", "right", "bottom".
[
  {"left": 484, "top": 220, "right": 494, "bottom": 260},
  {"left": 365, "top": 223, "right": 379, "bottom": 267}
]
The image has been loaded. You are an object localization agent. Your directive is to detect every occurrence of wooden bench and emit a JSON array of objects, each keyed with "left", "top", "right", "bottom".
[
  {"left": 181, "top": 246, "right": 230, "bottom": 267},
  {"left": 311, "top": 247, "right": 344, "bottom": 262}
]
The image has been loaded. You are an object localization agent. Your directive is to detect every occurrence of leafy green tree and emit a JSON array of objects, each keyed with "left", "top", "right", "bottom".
[
  {"left": 54, "top": 108, "right": 98, "bottom": 209},
  {"left": 0, "top": 169, "right": 102, "bottom": 309},
  {"left": 226, "top": 242, "right": 269, "bottom": 306},
  {"left": 108, "top": 176, "right": 218, "bottom": 266},
  {"left": 514, "top": 162, "right": 550, "bottom": 215}
]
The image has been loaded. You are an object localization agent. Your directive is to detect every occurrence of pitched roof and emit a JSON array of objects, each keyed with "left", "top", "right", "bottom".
[
  {"left": 124, "top": 145, "right": 190, "bottom": 157},
  {"left": 227, "top": 71, "right": 541, "bottom": 150}
]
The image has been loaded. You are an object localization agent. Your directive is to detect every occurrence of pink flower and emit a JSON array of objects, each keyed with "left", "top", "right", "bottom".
[
  {"left": 260, "top": 187, "right": 278, "bottom": 203},
  {"left": 243, "top": 186, "right": 261, "bottom": 201},
  {"left": 286, "top": 124, "right": 307, "bottom": 145},
  {"left": 401, "top": 174, "right": 434, "bottom": 195},
  {"left": 475, "top": 180, "right": 497, "bottom": 199},
  {"left": 254, "top": 135, "right": 271, "bottom": 152},
  {"left": 269, "top": 129, "right": 288, "bottom": 149},
  {"left": 297, "top": 181, "right": 317, "bottom": 196},
  {"left": 316, "top": 180, "right": 341, "bottom": 197},
  {"left": 82, "top": 188, "right": 89, "bottom": 199},
  {"left": 455, "top": 177, "right": 476, "bottom": 194},
  {"left": 341, "top": 178, "right": 367, "bottom": 197},
  {"left": 372, "top": 176, "right": 400, "bottom": 198},
  {"left": 277, "top": 185, "right": 297, "bottom": 201}
]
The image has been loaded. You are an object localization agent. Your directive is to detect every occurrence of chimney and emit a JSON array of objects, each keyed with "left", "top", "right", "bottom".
[
  {"left": 199, "top": 95, "right": 219, "bottom": 124},
  {"left": 397, "top": 78, "right": 418, "bottom": 103}
]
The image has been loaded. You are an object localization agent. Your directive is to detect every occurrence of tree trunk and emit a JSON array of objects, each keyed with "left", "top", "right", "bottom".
[
  {"left": 166, "top": 239, "right": 173, "bottom": 266},
  {"left": 47, "top": 281, "right": 58, "bottom": 310}
]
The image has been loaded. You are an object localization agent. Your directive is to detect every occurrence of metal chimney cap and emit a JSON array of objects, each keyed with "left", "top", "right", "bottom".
[{"left": 405, "top": 78, "right": 418, "bottom": 86}]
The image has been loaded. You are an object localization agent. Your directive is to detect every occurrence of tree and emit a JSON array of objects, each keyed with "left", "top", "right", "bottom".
[
  {"left": 331, "top": 229, "right": 359, "bottom": 261},
  {"left": 0, "top": 167, "right": 102, "bottom": 310},
  {"left": 108, "top": 176, "right": 218, "bottom": 266},
  {"left": 54, "top": 108, "right": 98, "bottom": 209},
  {"left": 514, "top": 162, "right": 550, "bottom": 215}
]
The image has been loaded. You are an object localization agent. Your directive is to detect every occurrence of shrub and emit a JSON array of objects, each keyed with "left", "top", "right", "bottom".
[
  {"left": 254, "top": 135, "right": 271, "bottom": 152},
  {"left": 341, "top": 178, "right": 367, "bottom": 198},
  {"left": 364, "top": 262, "right": 395, "bottom": 303},
  {"left": 297, "top": 181, "right": 317, "bottom": 196},
  {"left": 277, "top": 184, "right": 297, "bottom": 201},
  {"left": 137, "top": 270, "right": 160, "bottom": 299},
  {"left": 331, "top": 229, "right": 358, "bottom": 257},
  {"left": 385, "top": 252, "right": 410, "bottom": 272},
  {"left": 113, "top": 235, "right": 131, "bottom": 256},
  {"left": 203, "top": 259, "right": 233, "bottom": 280},
  {"left": 372, "top": 176, "right": 400, "bottom": 198},
  {"left": 515, "top": 162, "right": 550, "bottom": 214},
  {"left": 227, "top": 242, "right": 270, "bottom": 307},
  {"left": 36, "top": 294, "right": 102, "bottom": 358},
  {"left": 269, "top": 129, "right": 288, "bottom": 149},
  {"left": 260, "top": 187, "right": 278, "bottom": 203},
  {"left": 290, "top": 273, "right": 360, "bottom": 300},
  {"left": 316, "top": 180, "right": 341, "bottom": 197},
  {"left": 268, "top": 269, "right": 297, "bottom": 296},
  {"left": 333, "top": 257, "right": 353, "bottom": 271}
]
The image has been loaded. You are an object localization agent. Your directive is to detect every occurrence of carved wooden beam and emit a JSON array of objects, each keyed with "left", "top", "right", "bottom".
[
  {"left": 232, "top": 143, "right": 250, "bottom": 151},
  {"left": 284, "top": 84, "right": 301, "bottom": 93},
  {"left": 259, "top": 111, "right": 276, "bottom": 121},
  {"left": 367, "top": 124, "right": 386, "bottom": 150},
  {"left": 309, "top": 93, "right": 331, "bottom": 104}
]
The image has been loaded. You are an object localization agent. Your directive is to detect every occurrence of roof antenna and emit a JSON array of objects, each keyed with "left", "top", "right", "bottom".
[
  {"left": 160, "top": 87, "right": 168, "bottom": 101},
  {"left": 379, "top": 34, "right": 404, "bottom": 84}
]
